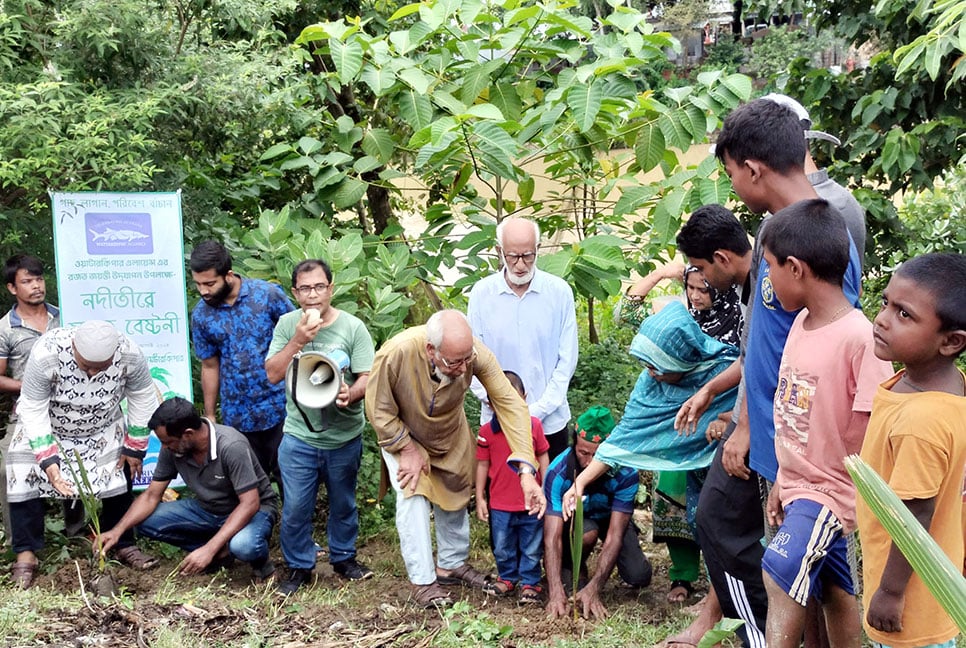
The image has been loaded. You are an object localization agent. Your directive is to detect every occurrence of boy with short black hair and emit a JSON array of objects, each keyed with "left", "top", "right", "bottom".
[
  {"left": 693, "top": 97, "right": 867, "bottom": 647},
  {"left": 857, "top": 252, "right": 966, "bottom": 648},
  {"left": 758, "top": 199, "right": 893, "bottom": 648},
  {"left": 475, "top": 371, "right": 550, "bottom": 604}
]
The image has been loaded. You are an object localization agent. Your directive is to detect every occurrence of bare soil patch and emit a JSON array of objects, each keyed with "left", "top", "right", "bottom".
[{"left": 9, "top": 517, "right": 704, "bottom": 647}]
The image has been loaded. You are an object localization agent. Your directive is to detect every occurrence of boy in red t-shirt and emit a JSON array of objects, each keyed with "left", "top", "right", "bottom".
[{"left": 475, "top": 371, "right": 550, "bottom": 604}]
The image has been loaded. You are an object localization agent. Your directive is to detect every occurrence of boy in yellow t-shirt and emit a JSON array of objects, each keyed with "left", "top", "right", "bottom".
[{"left": 857, "top": 252, "right": 966, "bottom": 648}]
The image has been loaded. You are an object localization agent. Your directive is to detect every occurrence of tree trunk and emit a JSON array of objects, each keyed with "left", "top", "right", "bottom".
[
  {"left": 364, "top": 173, "right": 391, "bottom": 234},
  {"left": 587, "top": 296, "right": 598, "bottom": 344}
]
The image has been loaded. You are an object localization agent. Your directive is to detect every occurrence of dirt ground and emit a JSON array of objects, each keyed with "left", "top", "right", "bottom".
[{"left": 15, "top": 513, "right": 705, "bottom": 648}]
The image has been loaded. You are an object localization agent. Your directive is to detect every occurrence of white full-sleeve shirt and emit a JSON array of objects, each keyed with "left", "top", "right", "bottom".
[{"left": 467, "top": 268, "right": 578, "bottom": 435}]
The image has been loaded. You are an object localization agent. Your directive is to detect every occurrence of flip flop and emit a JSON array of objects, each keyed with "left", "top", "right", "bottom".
[{"left": 652, "top": 634, "right": 698, "bottom": 648}]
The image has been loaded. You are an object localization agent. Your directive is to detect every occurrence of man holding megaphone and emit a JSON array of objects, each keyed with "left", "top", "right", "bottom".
[{"left": 265, "top": 259, "right": 375, "bottom": 596}]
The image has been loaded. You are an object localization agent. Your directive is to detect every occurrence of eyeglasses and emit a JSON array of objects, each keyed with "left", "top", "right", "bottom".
[
  {"left": 503, "top": 251, "right": 537, "bottom": 265},
  {"left": 436, "top": 348, "right": 477, "bottom": 369},
  {"left": 295, "top": 283, "right": 330, "bottom": 297}
]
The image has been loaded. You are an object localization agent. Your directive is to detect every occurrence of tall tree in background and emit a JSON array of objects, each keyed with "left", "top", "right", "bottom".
[{"left": 741, "top": 0, "right": 965, "bottom": 271}]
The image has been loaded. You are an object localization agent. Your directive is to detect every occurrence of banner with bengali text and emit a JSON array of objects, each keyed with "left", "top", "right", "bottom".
[{"left": 51, "top": 191, "right": 190, "bottom": 488}]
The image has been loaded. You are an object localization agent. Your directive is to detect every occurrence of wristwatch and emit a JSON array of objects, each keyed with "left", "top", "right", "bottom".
[{"left": 517, "top": 464, "right": 536, "bottom": 476}]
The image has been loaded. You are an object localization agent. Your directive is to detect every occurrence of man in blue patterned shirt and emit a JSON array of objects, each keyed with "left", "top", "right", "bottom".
[
  {"left": 543, "top": 406, "right": 651, "bottom": 619},
  {"left": 189, "top": 241, "right": 293, "bottom": 486}
]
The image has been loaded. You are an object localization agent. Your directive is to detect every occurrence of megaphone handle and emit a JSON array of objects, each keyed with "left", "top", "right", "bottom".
[{"left": 291, "top": 354, "right": 329, "bottom": 434}]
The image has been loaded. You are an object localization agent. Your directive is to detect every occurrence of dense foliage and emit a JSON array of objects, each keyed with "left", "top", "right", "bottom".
[
  {"left": 1, "top": 0, "right": 961, "bottom": 348},
  {"left": 745, "top": 0, "right": 966, "bottom": 271}
]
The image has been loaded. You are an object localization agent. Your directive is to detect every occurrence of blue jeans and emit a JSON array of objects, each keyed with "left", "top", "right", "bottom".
[
  {"left": 490, "top": 509, "right": 543, "bottom": 587},
  {"left": 137, "top": 498, "right": 275, "bottom": 565},
  {"left": 278, "top": 433, "right": 362, "bottom": 569}
]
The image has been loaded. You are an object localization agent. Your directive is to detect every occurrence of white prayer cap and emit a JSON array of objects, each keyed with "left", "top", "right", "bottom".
[
  {"left": 761, "top": 93, "right": 841, "bottom": 146},
  {"left": 73, "top": 320, "right": 120, "bottom": 363}
]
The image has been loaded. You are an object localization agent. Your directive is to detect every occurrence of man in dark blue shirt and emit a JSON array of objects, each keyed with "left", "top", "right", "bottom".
[{"left": 189, "top": 241, "right": 293, "bottom": 484}]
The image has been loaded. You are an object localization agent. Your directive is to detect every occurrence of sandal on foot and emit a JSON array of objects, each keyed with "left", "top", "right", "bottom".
[
  {"left": 436, "top": 563, "right": 490, "bottom": 588},
  {"left": 412, "top": 582, "right": 453, "bottom": 609},
  {"left": 11, "top": 561, "right": 38, "bottom": 589},
  {"left": 115, "top": 545, "right": 160, "bottom": 570},
  {"left": 667, "top": 579, "right": 695, "bottom": 603},
  {"left": 519, "top": 584, "right": 542, "bottom": 605},
  {"left": 482, "top": 578, "right": 515, "bottom": 597}
]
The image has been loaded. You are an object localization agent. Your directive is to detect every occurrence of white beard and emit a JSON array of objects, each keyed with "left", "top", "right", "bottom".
[
  {"left": 505, "top": 266, "right": 535, "bottom": 286},
  {"left": 433, "top": 365, "right": 453, "bottom": 386}
]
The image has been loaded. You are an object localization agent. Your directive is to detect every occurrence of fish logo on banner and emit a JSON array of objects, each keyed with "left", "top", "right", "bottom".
[{"left": 85, "top": 213, "right": 154, "bottom": 255}]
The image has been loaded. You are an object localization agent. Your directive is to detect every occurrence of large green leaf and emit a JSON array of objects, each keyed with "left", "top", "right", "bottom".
[
  {"left": 353, "top": 155, "right": 381, "bottom": 174},
  {"left": 614, "top": 185, "right": 658, "bottom": 217},
  {"left": 576, "top": 236, "right": 627, "bottom": 273},
  {"left": 651, "top": 187, "right": 688, "bottom": 246},
  {"left": 472, "top": 121, "right": 518, "bottom": 159},
  {"left": 361, "top": 128, "right": 395, "bottom": 164},
  {"left": 695, "top": 175, "right": 732, "bottom": 207},
  {"left": 388, "top": 2, "right": 421, "bottom": 22},
  {"left": 328, "top": 176, "right": 368, "bottom": 209},
  {"left": 330, "top": 37, "right": 364, "bottom": 85},
  {"left": 360, "top": 66, "right": 396, "bottom": 96},
  {"left": 681, "top": 103, "right": 708, "bottom": 141},
  {"left": 567, "top": 80, "right": 603, "bottom": 133},
  {"left": 433, "top": 90, "right": 467, "bottom": 116},
  {"left": 464, "top": 103, "right": 504, "bottom": 120},
  {"left": 397, "top": 90, "right": 433, "bottom": 130},
  {"left": 260, "top": 142, "right": 293, "bottom": 161},
  {"left": 721, "top": 74, "right": 753, "bottom": 101},
  {"left": 604, "top": 7, "right": 645, "bottom": 32},
  {"left": 697, "top": 619, "right": 745, "bottom": 648},
  {"left": 634, "top": 120, "right": 665, "bottom": 173},
  {"left": 658, "top": 111, "right": 692, "bottom": 150},
  {"left": 461, "top": 59, "right": 502, "bottom": 104},
  {"left": 399, "top": 67, "right": 434, "bottom": 95},
  {"left": 490, "top": 82, "right": 523, "bottom": 123},
  {"left": 846, "top": 455, "right": 966, "bottom": 629},
  {"left": 297, "top": 136, "right": 323, "bottom": 155},
  {"left": 537, "top": 249, "right": 575, "bottom": 280}
]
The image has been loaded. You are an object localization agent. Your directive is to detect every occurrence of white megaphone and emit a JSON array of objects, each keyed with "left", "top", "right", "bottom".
[{"left": 286, "top": 350, "right": 350, "bottom": 432}]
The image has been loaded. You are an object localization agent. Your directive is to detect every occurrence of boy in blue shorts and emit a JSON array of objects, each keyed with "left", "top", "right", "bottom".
[
  {"left": 758, "top": 199, "right": 893, "bottom": 648},
  {"left": 857, "top": 252, "right": 966, "bottom": 648},
  {"left": 475, "top": 371, "right": 550, "bottom": 604}
]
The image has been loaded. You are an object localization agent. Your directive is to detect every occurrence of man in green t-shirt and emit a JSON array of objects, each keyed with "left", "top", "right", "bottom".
[{"left": 265, "top": 259, "right": 375, "bottom": 595}]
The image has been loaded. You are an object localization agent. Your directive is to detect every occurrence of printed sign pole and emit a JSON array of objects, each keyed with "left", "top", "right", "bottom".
[{"left": 51, "top": 191, "right": 191, "bottom": 487}]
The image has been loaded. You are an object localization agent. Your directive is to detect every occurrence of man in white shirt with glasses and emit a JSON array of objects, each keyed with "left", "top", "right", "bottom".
[{"left": 468, "top": 218, "right": 579, "bottom": 459}]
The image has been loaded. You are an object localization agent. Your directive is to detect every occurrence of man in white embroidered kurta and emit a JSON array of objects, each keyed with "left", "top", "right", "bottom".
[
  {"left": 468, "top": 218, "right": 578, "bottom": 459},
  {"left": 6, "top": 321, "right": 160, "bottom": 587}
]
